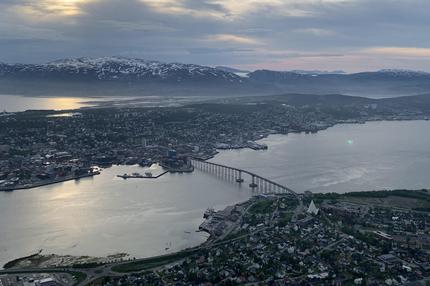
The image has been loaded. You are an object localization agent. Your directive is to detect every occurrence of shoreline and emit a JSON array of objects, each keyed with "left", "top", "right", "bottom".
[
  {"left": 211, "top": 117, "right": 429, "bottom": 152},
  {"left": 0, "top": 172, "right": 100, "bottom": 192},
  {"left": 3, "top": 251, "right": 42, "bottom": 269},
  {"left": 3, "top": 252, "right": 131, "bottom": 270}
]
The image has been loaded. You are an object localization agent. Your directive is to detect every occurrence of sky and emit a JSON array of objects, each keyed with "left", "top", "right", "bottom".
[{"left": 1, "top": 0, "right": 430, "bottom": 72}]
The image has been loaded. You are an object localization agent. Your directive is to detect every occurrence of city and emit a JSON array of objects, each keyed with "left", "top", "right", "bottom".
[{"left": 1, "top": 94, "right": 429, "bottom": 192}]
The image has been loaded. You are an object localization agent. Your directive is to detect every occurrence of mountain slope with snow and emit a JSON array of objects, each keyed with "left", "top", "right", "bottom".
[{"left": 0, "top": 57, "right": 243, "bottom": 83}]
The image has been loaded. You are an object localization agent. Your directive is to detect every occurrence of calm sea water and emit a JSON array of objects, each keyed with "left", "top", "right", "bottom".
[
  {"left": 0, "top": 94, "right": 214, "bottom": 112},
  {"left": 0, "top": 120, "right": 429, "bottom": 268},
  {"left": 211, "top": 120, "right": 430, "bottom": 193},
  {"left": 0, "top": 165, "right": 251, "bottom": 268},
  {"left": 0, "top": 94, "right": 96, "bottom": 111}
]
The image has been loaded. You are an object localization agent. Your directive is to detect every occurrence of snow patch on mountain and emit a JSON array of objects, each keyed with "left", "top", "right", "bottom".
[{"left": 0, "top": 57, "right": 244, "bottom": 83}]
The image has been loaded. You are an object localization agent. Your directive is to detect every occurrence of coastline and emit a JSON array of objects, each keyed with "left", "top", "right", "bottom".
[
  {"left": 210, "top": 117, "right": 430, "bottom": 152},
  {"left": 3, "top": 251, "right": 42, "bottom": 269},
  {"left": 3, "top": 252, "right": 131, "bottom": 270},
  {"left": 0, "top": 172, "right": 100, "bottom": 192}
]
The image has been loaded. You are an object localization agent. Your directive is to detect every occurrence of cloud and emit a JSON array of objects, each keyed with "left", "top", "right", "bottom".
[
  {"left": 294, "top": 28, "right": 335, "bottom": 37},
  {"left": 204, "top": 34, "right": 261, "bottom": 45},
  {"left": 363, "top": 47, "right": 430, "bottom": 58},
  {"left": 1, "top": 0, "right": 430, "bottom": 71},
  {"left": 138, "top": 0, "right": 227, "bottom": 19},
  {"left": 6, "top": 0, "right": 93, "bottom": 18}
]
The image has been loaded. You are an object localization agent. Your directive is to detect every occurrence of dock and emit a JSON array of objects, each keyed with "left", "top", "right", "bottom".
[{"left": 117, "top": 171, "right": 168, "bottom": 179}]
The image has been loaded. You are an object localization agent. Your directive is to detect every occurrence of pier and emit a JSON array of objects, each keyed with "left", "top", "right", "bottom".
[
  {"left": 190, "top": 158, "right": 296, "bottom": 196},
  {"left": 117, "top": 171, "right": 168, "bottom": 179}
]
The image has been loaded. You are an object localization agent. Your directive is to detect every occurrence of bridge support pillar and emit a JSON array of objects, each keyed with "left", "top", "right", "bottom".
[
  {"left": 249, "top": 175, "right": 257, "bottom": 188},
  {"left": 236, "top": 170, "right": 244, "bottom": 183}
]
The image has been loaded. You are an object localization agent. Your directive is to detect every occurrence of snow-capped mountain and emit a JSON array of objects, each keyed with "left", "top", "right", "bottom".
[
  {"left": 1, "top": 57, "right": 430, "bottom": 98},
  {"left": 0, "top": 57, "right": 243, "bottom": 83}
]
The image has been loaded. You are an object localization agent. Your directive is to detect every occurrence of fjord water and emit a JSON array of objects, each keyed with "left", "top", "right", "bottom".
[
  {"left": 0, "top": 94, "right": 94, "bottom": 112},
  {"left": 0, "top": 94, "right": 213, "bottom": 112},
  {"left": 212, "top": 120, "right": 430, "bottom": 193},
  {"left": 1, "top": 120, "right": 430, "bottom": 267},
  {"left": 0, "top": 166, "right": 251, "bottom": 268}
]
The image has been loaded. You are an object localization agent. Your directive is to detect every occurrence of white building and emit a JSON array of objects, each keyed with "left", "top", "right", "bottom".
[{"left": 307, "top": 200, "right": 319, "bottom": 215}]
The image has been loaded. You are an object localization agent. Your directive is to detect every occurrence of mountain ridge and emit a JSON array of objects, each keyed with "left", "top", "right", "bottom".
[
  {"left": 1, "top": 57, "right": 430, "bottom": 98},
  {"left": 0, "top": 57, "right": 243, "bottom": 83}
]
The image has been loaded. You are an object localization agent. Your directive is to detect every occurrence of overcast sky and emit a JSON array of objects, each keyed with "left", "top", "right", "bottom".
[{"left": 1, "top": 0, "right": 430, "bottom": 72}]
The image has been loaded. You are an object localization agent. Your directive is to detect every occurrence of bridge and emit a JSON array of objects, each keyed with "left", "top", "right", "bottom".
[{"left": 190, "top": 158, "right": 297, "bottom": 196}]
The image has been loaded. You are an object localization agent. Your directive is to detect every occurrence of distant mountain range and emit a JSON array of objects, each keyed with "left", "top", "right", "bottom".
[
  {"left": 0, "top": 57, "right": 242, "bottom": 83},
  {"left": 215, "top": 66, "right": 250, "bottom": 75},
  {"left": 1, "top": 57, "right": 430, "bottom": 98},
  {"left": 288, "top": 70, "right": 346, "bottom": 75}
]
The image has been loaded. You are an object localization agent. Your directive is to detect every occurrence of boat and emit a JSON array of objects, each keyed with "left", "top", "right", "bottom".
[
  {"left": 117, "top": 173, "right": 143, "bottom": 179},
  {"left": 120, "top": 173, "right": 128, "bottom": 179},
  {"left": 144, "top": 171, "right": 153, "bottom": 177}
]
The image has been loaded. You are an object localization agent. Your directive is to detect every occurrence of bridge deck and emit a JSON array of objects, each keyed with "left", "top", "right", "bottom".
[{"left": 190, "top": 159, "right": 296, "bottom": 196}]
